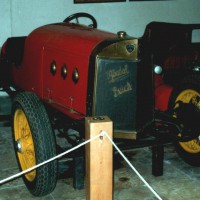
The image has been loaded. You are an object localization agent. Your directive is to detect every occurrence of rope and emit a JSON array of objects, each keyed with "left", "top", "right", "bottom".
[
  {"left": 0, "top": 133, "right": 101, "bottom": 185},
  {"left": 101, "top": 131, "right": 163, "bottom": 200},
  {"left": 0, "top": 130, "right": 162, "bottom": 200}
]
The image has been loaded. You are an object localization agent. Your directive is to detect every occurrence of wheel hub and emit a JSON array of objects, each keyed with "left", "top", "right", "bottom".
[{"left": 16, "top": 139, "right": 22, "bottom": 153}]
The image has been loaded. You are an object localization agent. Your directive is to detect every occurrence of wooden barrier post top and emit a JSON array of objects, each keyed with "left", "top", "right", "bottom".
[{"left": 85, "top": 116, "right": 113, "bottom": 200}]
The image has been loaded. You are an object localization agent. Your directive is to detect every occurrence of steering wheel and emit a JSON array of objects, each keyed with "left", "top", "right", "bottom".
[{"left": 63, "top": 12, "right": 97, "bottom": 28}]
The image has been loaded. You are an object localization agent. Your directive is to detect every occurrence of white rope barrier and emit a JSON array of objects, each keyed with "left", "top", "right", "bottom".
[
  {"left": 101, "top": 131, "right": 163, "bottom": 200},
  {"left": 0, "top": 133, "right": 102, "bottom": 185},
  {"left": 0, "top": 130, "right": 162, "bottom": 200}
]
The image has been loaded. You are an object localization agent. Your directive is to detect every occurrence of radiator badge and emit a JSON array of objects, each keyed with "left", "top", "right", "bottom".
[
  {"left": 112, "top": 81, "right": 132, "bottom": 98},
  {"left": 108, "top": 65, "right": 129, "bottom": 83},
  {"left": 126, "top": 44, "right": 135, "bottom": 53}
]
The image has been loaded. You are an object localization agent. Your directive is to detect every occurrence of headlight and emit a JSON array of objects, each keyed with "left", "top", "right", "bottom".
[
  {"left": 154, "top": 65, "right": 163, "bottom": 75},
  {"left": 192, "top": 65, "right": 200, "bottom": 72}
]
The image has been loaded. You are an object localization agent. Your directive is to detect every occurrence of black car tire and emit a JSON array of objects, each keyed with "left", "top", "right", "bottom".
[
  {"left": 169, "top": 74, "right": 200, "bottom": 166},
  {"left": 12, "top": 92, "right": 57, "bottom": 196}
]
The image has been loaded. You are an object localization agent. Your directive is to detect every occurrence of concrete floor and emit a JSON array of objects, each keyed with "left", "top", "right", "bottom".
[{"left": 0, "top": 95, "right": 200, "bottom": 200}]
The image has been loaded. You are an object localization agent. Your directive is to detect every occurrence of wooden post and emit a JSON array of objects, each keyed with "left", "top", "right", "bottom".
[{"left": 85, "top": 116, "right": 113, "bottom": 200}]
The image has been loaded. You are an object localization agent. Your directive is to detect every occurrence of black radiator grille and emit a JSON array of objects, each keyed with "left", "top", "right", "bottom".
[{"left": 93, "top": 58, "right": 138, "bottom": 131}]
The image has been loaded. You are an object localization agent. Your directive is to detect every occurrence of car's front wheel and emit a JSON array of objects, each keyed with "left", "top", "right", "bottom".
[
  {"left": 12, "top": 92, "right": 57, "bottom": 196},
  {"left": 169, "top": 74, "right": 200, "bottom": 166}
]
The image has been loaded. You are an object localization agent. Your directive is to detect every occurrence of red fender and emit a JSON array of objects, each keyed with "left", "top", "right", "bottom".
[{"left": 154, "top": 74, "right": 173, "bottom": 111}]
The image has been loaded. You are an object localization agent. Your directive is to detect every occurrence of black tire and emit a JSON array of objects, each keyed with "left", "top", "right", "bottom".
[
  {"left": 12, "top": 92, "right": 57, "bottom": 196},
  {"left": 169, "top": 74, "right": 200, "bottom": 166}
]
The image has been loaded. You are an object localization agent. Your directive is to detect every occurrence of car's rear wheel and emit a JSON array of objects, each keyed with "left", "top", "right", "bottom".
[
  {"left": 169, "top": 74, "right": 200, "bottom": 166},
  {"left": 12, "top": 92, "right": 57, "bottom": 196}
]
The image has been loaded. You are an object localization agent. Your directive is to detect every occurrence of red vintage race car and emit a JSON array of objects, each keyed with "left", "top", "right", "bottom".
[{"left": 0, "top": 13, "right": 199, "bottom": 196}]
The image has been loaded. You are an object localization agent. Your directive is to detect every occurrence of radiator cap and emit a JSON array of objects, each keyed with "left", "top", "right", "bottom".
[{"left": 117, "top": 31, "right": 127, "bottom": 38}]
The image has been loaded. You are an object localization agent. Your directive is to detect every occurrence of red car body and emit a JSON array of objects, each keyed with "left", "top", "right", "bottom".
[
  {"left": 1, "top": 21, "right": 199, "bottom": 134},
  {"left": 0, "top": 14, "right": 199, "bottom": 197},
  {"left": 8, "top": 24, "right": 116, "bottom": 119}
]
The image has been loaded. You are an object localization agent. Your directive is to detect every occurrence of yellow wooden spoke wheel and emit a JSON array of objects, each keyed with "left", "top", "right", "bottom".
[
  {"left": 169, "top": 75, "right": 200, "bottom": 166},
  {"left": 12, "top": 92, "right": 57, "bottom": 196},
  {"left": 174, "top": 89, "right": 200, "bottom": 154},
  {"left": 14, "top": 108, "right": 36, "bottom": 182}
]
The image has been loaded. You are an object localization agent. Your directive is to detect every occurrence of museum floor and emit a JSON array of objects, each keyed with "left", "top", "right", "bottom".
[{"left": 0, "top": 95, "right": 200, "bottom": 200}]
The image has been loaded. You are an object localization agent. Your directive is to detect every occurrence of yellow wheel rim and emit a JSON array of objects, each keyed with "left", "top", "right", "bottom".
[
  {"left": 14, "top": 108, "right": 36, "bottom": 182},
  {"left": 174, "top": 89, "right": 200, "bottom": 154}
]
